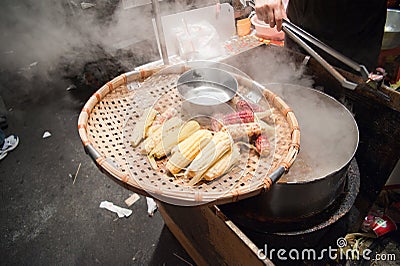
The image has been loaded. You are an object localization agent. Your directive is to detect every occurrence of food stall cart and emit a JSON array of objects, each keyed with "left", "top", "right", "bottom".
[{"left": 78, "top": 3, "right": 400, "bottom": 264}]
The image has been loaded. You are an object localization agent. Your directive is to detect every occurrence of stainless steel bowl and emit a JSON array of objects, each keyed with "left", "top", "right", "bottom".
[
  {"left": 177, "top": 67, "right": 238, "bottom": 117},
  {"left": 382, "top": 9, "right": 400, "bottom": 50}
]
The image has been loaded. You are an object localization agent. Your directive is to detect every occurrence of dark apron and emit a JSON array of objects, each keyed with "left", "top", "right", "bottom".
[{"left": 286, "top": 0, "right": 387, "bottom": 72}]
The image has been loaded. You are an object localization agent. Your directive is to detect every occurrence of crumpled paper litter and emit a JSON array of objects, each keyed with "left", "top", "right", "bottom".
[
  {"left": 146, "top": 197, "right": 157, "bottom": 216},
  {"left": 100, "top": 201, "right": 132, "bottom": 218}
]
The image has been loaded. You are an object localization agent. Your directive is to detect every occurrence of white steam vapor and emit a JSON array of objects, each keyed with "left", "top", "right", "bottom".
[
  {"left": 0, "top": 0, "right": 215, "bottom": 75},
  {"left": 225, "top": 46, "right": 315, "bottom": 88}
]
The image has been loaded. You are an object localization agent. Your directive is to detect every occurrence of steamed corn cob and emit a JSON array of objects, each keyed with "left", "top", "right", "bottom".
[
  {"left": 211, "top": 110, "right": 254, "bottom": 132},
  {"left": 186, "top": 131, "right": 233, "bottom": 186},
  {"left": 222, "top": 110, "right": 254, "bottom": 124},
  {"left": 255, "top": 134, "right": 270, "bottom": 156},
  {"left": 147, "top": 154, "right": 158, "bottom": 170},
  {"left": 222, "top": 122, "right": 261, "bottom": 140},
  {"left": 146, "top": 124, "right": 161, "bottom": 137},
  {"left": 235, "top": 100, "right": 276, "bottom": 123},
  {"left": 145, "top": 107, "right": 177, "bottom": 137},
  {"left": 142, "top": 117, "right": 183, "bottom": 153},
  {"left": 211, "top": 113, "right": 224, "bottom": 131},
  {"left": 254, "top": 110, "right": 274, "bottom": 122},
  {"left": 236, "top": 99, "right": 264, "bottom": 112},
  {"left": 151, "top": 120, "right": 201, "bottom": 158},
  {"left": 153, "top": 107, "right": 177, "bottom": 125},
  {"left": 211, "top": 110, "right": 272, "bottom": 131},
  {"left": 222, "top": 121, "right": 275, "bottom": 140},
  {"left": 130, "top": 107, "right": 158, "bottom": 147},
  {"left": 166, "top": 130, "right": 212, "bottom": 175},
  {"left": 203, "top": 143, "right": 240, "bottom": 181}
]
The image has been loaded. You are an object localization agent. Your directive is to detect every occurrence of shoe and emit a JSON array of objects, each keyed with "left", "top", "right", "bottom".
[{"left": 0, "top": 134, "right": 19, "bottom": 160}]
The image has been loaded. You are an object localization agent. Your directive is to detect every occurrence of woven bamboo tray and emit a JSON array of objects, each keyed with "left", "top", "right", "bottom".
[{"left": 78, "top": 66, "right": 300, "bottom": 206}]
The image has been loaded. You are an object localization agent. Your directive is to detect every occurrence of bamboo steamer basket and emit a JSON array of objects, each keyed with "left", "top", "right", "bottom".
[{"left": 77, "top": 65, "right": 300, "bottom": 206}]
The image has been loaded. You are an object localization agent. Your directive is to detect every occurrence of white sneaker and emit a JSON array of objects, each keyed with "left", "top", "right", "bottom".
[{"left": 0, "top": 134, "right": 19, "bottom": 161}]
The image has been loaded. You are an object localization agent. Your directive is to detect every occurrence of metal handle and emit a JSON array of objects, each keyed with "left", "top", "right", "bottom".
[
  {"left": 262, "top": 166, "right": 286, "bottom": 192},
  {"left": 282, "top": 19, "right": 369, "bottom": 90},
  {"left": 269, "top": 166, "right": 286, "bottom": 183},
  {"left": 152, "top": 0, "right": 169, "bottom": 65}
]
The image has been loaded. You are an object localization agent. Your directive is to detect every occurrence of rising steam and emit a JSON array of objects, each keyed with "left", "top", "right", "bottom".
[{"left": 0, "top": 0, "right": 215, "bottom": 84}]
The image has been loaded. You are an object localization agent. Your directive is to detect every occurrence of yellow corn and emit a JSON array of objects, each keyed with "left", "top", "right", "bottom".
[
  {"left": 141, "top": 117, "right": 183, "bottom": 153},
  {"left": 166, "top": 130, "right": 212, "bottom": 175},
  {"left": 203, "top": 144, "right": 240, "bottom": 181},
  {"left": 186, "top": 131, "right": 233, "bottom": 186},
  {"left": 130, "top": 107, "right": 158, "bottom": 147},
  {"left": 177, "top": 121, "right": 201, "bottom": 142},
  {"left": 151, "top": 120, "right": 200, "bottom": 158},
  {"left": 146, "top": 124, "right": 161, "bottom": 138},
  {"left": 147, "top": 155, "right": 158, "bottom": 170},
  {"left": 145, "top": 107, "right": 177, "bottom": 137},
  {"left": 153, "top": 107, "right": 178, "bottom": 125}
]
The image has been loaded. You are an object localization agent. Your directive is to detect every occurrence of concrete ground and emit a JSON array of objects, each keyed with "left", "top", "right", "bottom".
[{"left": 0, "top": 73, "right": 193, "bottom": 265}]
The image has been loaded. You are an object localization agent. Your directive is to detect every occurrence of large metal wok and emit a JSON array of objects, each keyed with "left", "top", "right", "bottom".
[{"left": 226, "top": 84, "right": 358, "bottom": 220}]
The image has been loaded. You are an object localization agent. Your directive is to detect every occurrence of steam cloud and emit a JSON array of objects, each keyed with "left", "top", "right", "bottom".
[
  {"left": 0, "top": 0, "right": 214, "bottom": 98},
  {"left": 227, "top": 47, "right": 315, "bottom": 88}
]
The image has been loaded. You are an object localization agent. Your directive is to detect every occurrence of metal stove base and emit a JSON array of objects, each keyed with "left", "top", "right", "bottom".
[{"left": 220, "top": 159, "right": 360, "bottom": 250}]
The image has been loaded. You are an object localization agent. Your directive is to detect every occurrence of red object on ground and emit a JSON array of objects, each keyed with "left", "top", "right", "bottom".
[
  {"left": 362, "top": 209, "right": 398, "bottom": 237},
  {"left": 371, "top": 214, "right": 398, "bottom": 237}
]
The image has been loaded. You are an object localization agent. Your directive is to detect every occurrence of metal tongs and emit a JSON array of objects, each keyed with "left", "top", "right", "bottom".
[{"left": 282, "top": 18, "right": 369, "bottom": 90}]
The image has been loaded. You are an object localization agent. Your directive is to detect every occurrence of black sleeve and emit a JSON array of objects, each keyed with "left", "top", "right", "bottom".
[{"left": 286, "top": 0, "right": 387, "bottom": 71}]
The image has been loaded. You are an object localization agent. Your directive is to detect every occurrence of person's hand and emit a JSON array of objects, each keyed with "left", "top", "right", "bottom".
[{"left": 254, "top": 0, "right": 287, "bottom": 31}]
